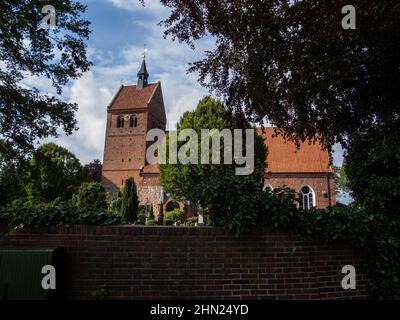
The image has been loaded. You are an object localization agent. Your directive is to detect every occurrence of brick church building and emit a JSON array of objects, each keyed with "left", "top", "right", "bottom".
[{"left": 102, "top": 58, "right": 336, "bottom": 213}]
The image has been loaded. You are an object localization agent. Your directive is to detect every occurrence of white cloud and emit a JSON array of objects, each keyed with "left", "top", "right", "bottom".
[
  {"left": 22, "top": 0, "right": 353, "bottom": 207},
  {"left": 117, "top": 35, "right": 213, "bottom": 130},
  {"left": 42, "top": 71, "right": 113, "bottom": 164},
  {"left": 106, "top": 0, "right": 170, "bottom": 16},
  {"left": 67, "top": 71, "right": 112, "bottom": 160},
  {"left": 39, "top": 0, "right": 211, "bottom": 164}
]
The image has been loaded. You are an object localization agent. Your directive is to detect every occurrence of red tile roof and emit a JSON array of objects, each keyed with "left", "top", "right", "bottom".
[
  {"left": 258, "top": 128, "right": 332, "bottom": 173},
  {"left": 141, "top": 128, "right": 332, "bottom": 175},
  {"left": 109, "top": 83, "right": 158, "bottom": 110}
]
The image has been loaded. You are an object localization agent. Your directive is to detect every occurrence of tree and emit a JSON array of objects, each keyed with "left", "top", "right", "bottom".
[
  {"left": 24, "top": 143, "right": 83, "bottom": 202},
  {"left": 148, "top": 205, "right": 155, "bottom": 220},
  {"left": 344, "top": 119, "right": 400, "bottom": 214},
  {"left": 333, "top": 165, "right": 351, "bottom": 198},
  {"left": 83, "top": 159, "right": 103, "bottom": 182},
  {"left": 0, "top": 142, "right": 26, "bottom": 207},
  {"left": 160, "top": 96, "right": 267, "bottom": 233},
  {"left": 120, "top": 177, "right": 139, "bottom": 223},
  {"left": 0, "top": 1, "right": 91, "bottom": 161},
  {"left": 155, "top": 0, "right": 400, "bottom": 149},
  {"left": 160, "top": 96, "right": 267, "bottom": 203},
  {"left": 0, "top": 161, "right": 23, "bottom": 207},
  {"left": 72, "top": 182, "right": 107, "bottom": 212},
  {"left": 154, "top": 0, "right": 400, "bottom": 214},
  {"left": 158, "top": 203, "right": 164, "bottom": 225}
]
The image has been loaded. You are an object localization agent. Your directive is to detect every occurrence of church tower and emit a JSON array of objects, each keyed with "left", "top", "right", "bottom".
[{"left": 102, "top": 57, "right": 167, "bottom": 204}]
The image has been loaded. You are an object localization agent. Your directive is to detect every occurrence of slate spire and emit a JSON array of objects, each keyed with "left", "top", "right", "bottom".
[{"left": 137, "top": 57, "right": 149, "bottom": 89}]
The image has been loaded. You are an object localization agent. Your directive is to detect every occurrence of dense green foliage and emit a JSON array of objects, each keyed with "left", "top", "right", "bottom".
[
  {"left": 0, "top": 144, "right": 121, "bottom": 228},
  {"left": 262, "top": 204, "right": 400, "bottom": 299},
  {"left": 164, "top": 208, "right": 186, "bottom": 225},
  {"left": 344, "top": 119, "right": 400, "bottom": 215},
  {"left": 192, "top": 172, "right": 400, "bottom": 298},
  {"left": 135, "top": 205, "right": 147, "bottom": 225},
  {"left": 201, "top": 173, "right": 298, "bottom": 236},
  {"left": 0, "top": 143, "right": 104, "bottom": 208},
  {"left": 71, "top": 182, "right": 108, "bottom": 212},
  {"left": 82, "top": 159, "right": 103, "bottom": 183},
  {"left": 0, "top": 199, "right": 123, "bottom": 229},
  {"left": 0, "top": 161, "right": 23, "bottom": 207},
  {"left": 24, "top": 143, "right": 84, "bottom": 202},
  {"left": 333, "top": 165, "right": 351, "bottom": 195},
  {"left": 184, "top": 216, "right": 198, "bottom": 226},
  {"left": 160, "top": 96, "right": 267, "bottom": 214},
  {"left": 150, "top": 1, "right": 400, "bottom": 297},
  {"left": 0, "top": 1, "right": 91, "bottom": 161},
  {"left": 145, "top": 219, "right": 156, "bottom": 226},
  {"left": 148, "top": 205, "right": 155, "bottom": 220},
  {"left": 119, "top": 177, "right": 139, "bottom": 223},
  {"left": 0, "top": 0, "right": 398, "bottom": 298},
  {"left": 156, "top": 0, "right": 400, "bottom": 150},
  {"left": 158, "top": 204, "right": 164, "bottom": 225}
]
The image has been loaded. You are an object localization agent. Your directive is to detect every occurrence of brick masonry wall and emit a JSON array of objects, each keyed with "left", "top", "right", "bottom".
[
  {"left": 103, "top": 111, "right": 148, "bottom": 172},
  {"left": 266, "top": 173, "right": 336, "bottom": 208},
  {"left": 138, "top": 185, "right": 163, "bottom": 205},
  {"left": 0, "top": 226, "right": 369, "bottom": 300}
]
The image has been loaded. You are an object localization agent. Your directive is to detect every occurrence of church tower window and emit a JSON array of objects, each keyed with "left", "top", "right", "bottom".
[
  {"left": 130, "top": 114, "right": 137, "bottom": 128},
  {"left": 117, "top": 116, "right": 125, "bottom": 128}
]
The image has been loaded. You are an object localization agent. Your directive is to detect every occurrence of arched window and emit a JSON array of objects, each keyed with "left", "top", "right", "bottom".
[
  {"left": 263, "top": 184, "right": 273, "bottom": 192},
  {"left": 117, "top": 116, "right": 124, "bottom": 128},
  {"left": 130, "top": 114, "right": 137, "bottom": 128},
  {"left": 299, "top": 185, "right": 315, "bottom": 210}
]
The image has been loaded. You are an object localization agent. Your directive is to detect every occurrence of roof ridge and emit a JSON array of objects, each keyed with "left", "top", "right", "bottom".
[{"left": 108, "top": 83, "right": 159, "bottom": 111}]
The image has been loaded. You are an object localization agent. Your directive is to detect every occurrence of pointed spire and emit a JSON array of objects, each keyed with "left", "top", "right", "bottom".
[{"left": 137, "top": 46, "right": 149, "bottom": 89}]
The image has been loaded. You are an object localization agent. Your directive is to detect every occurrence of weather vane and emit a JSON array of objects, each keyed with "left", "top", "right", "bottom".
[{"left": 143, "top": 44, "right": 148, "bottom": 59}]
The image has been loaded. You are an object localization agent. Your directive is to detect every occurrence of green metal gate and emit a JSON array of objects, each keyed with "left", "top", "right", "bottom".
[{"left": 0, "top": 248, "right": 63, "bottom": 300}]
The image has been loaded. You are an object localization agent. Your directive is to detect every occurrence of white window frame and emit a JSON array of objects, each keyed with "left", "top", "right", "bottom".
[{"left": 298, "top": 185, "right": 316, "bottom": 209}]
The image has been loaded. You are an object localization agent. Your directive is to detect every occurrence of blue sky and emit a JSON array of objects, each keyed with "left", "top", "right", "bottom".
[
  {"left": 31, "top": 0, "right": 351, "bottom": 203},
  {"left": 31, "top": 0, "right": 212, "bottom": 164}
]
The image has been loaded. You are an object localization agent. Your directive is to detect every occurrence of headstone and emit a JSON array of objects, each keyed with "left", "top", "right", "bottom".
[{"left": 195, "top": 204, "right": 205, "bottom": 227}]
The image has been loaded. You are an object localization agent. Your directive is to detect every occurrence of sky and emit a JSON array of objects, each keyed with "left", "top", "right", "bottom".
[
  {"left": 32, "top": 0, "right": 213, "bottom": 164},
  {"left": 29, "top": 0, "right": 351, "bottom": 203}
]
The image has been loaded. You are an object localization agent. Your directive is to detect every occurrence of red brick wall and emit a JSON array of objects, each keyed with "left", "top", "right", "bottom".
[
  {"left": 103, "top": 110, "right": 148, "bottom": 172},
  {"left": 266, "top": 173, "right": 336, "bottom": 208},
  {"left": 102, "top": 84, "right": 166, "bottom": 200},
  {"left": 0, "top": 226, "right": 369, "bottom": 300},
  {"left": 147, "top": 84, "right": 167, "bottom": 129}
]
